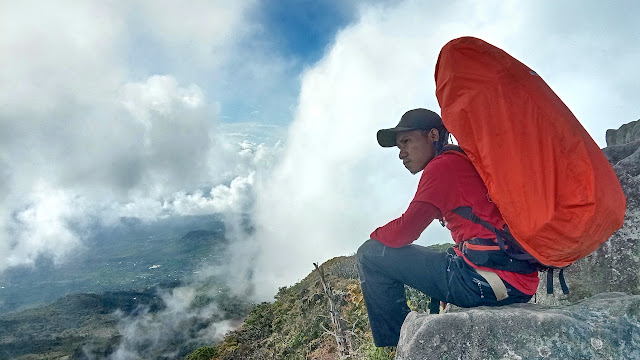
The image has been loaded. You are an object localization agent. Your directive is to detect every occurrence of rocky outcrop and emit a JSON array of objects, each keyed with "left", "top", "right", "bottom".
[
  {"left": 606, "top": 119, "right": 640, "bottom": 146},
  {"left": 397, "top": 120, "right": 640, "bottom": 358},
  {"left": 397, "top": 292, "right": 640, "bottom": 360}
]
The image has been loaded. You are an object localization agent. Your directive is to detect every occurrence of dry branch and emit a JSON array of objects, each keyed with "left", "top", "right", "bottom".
[{"left": 314, "top": 262, "right": 351, "bottom": 358}]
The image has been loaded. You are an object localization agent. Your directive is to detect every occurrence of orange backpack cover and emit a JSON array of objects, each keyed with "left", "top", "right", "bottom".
[{"left": 435, "top": 37, "right": 626, "bottom": 268}]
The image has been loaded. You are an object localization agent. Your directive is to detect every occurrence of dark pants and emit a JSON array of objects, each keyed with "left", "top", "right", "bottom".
[{"left": 356, "top": 239, "right": 532, "bottom": 347}]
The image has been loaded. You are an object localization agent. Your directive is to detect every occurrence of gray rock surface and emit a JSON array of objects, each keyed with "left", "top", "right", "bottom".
[
  {"left": 397, "top": 292, "right": 640, "bottom": 360},
  {"left": 606, "top": 119, "right": 640, "bottom": 146}
]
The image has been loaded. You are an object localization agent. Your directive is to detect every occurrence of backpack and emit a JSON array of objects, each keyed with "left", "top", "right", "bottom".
[{"left": 434, "top": 37, "right": 627, "bottom": 293}]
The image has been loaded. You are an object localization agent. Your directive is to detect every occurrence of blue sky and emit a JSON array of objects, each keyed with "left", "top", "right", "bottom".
[
  {"left": 254, "top": 0, "right": 356, "bottom": 64},
  {"left": 1, "top": 0, "right": 639, "bottom": 298}
]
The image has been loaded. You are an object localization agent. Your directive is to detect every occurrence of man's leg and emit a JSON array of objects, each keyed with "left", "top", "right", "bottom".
[{"left": 356, "top": 239, "right": 450, "bottom": 347}]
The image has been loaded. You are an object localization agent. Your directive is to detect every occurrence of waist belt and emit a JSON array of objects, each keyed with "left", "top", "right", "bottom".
[{"left": 474, "top": 268, "right": 509, "bottom": 301}]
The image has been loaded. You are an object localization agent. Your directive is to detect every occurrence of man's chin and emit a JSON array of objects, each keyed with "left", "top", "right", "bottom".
[
  {"left": 405, "top": 165, "right": 418, "bottom": 174},
  {"left": 405, "top": 164, "right": 424, "bottom": 175}
]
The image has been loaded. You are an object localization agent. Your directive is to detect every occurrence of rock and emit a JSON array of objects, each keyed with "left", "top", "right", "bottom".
[
  {"left": 396, "top": 292, "right": 640, "bottom": 360},
  {"left": 602, "top": 139, "right": 640, "bottom": 167},
  {"left": 606, "top": 119, "right": 640, "bottom": 146}
]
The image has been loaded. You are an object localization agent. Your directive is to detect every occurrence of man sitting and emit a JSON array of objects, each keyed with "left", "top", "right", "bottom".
[{"left": 357, "top": 108, "right": 539, "bottom": 347}]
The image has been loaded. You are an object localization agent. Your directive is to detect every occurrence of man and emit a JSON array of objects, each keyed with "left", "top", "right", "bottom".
[{"left": 356, "top": 108, "right": 539, "bottom": 347}]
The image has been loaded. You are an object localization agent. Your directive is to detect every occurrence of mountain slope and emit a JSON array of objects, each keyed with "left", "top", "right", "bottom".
[{"left": 188, "top": 245, "right": 452, "bottom": 360}]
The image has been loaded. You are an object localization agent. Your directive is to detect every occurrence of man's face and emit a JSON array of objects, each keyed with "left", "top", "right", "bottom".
[{"left": 396, "top": 129, "right": 438, "bottom": 174}]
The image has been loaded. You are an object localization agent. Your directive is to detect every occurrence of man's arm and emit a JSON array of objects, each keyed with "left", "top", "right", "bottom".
[{"left": 370, "top": 201, "right": 441, "bottom": 248}]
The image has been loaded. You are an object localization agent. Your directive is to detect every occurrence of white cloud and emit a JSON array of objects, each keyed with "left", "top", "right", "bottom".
[
  {"left": 0, "top": 1, "right": 126, "bottom": 116},
  {"left": 158, "top": 172, "right": 255, "bottom": 217},
  {"left": 130, "top": 0, "right": 254, "bottom": 70},
  {"left": 117, "top": 137, "right": 283, "bottom": 221},
  {"left": 4, "top": 182, "right": 83, "bottom": 270},
  {"left": 121, "top": 75, "right": 205, "bottom": 130},
  {"left": 118, "top": 75, "right": 214, "bottom": 196},
  {"left": 249, "top": 0, "right": 640, "bottom": 299}
]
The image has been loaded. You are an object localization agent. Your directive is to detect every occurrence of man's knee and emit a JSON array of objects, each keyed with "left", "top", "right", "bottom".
[{"left": 357, "top": 238, "right": 384, "bottom": 265}]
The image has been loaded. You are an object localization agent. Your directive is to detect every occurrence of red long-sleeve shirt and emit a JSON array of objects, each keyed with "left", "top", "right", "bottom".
[{"left": 370, "top": 151, "right": 539, "bottom": 295}]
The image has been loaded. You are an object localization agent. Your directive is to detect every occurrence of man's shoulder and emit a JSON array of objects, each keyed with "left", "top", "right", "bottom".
[
  {"left": 418, "top": 152, "right": 469, "bottom": 187},
  {"left": 426, "top": 151, "right": 469, "bottom": 171}
]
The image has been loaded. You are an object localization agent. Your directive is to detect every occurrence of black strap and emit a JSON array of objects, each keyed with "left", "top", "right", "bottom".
[
  {"left": 437, "top": 144, "right": 465, "bottom": 156},
  {"left": 546, "top": 268, "right": 570, "bottom": 295},
  {"left": 496, "top": 230, "right": 536, "bottom": 261},
  {"left": 452, "top": 207, "right": 497, "bottom": 232},
  {"left": 559, "top": 268, "right": 569, "bottom": 294},
  {"left": 453, "top": 207, "right": 534, "bottom": 261}
]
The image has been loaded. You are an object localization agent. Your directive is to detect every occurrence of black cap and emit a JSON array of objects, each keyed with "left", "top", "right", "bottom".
[{"left": 377, "top": 108, "right": 443, "bottom": 147}]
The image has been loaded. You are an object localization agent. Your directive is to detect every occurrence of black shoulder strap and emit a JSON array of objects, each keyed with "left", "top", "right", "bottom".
[
  {"left": 452, "top": 207, "right": 534, "bottom": 262},
  {"left": 453, "top": 206, "right": 570, "bottom": 294},
  {"left": 438, "top": 144, "right": 465, "bottom": 156}
]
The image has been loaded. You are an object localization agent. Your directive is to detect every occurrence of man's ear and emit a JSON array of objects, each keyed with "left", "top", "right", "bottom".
[{"left": 430, "top": 128, "right": 440, "bottom": 142}]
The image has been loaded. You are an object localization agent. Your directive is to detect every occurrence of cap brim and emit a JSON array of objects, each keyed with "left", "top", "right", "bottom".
[{"left": 376, "top": 127, "right": 417, "bottom": 147}]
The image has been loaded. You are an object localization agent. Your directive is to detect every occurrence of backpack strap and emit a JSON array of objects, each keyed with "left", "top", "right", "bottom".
[
  {"left": 452, "top": 206, "right": 570, "bottom": 295},
  {"left": 437, "top": 144, "right": 465, "bottom": 156},
  {"left": 452, "top": 207, "right": 535, "bottom": 261},
  {"left": 546, "top": 268, "right": 569, "bottom": 294},
  {"left": 474, "top": 268, "right": 509, "bottom": 301},
  {"left": 436, "top": 146, "right": 465, "bottom": 230}
]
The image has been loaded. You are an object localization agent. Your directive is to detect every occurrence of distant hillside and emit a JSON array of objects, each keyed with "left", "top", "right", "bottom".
[
  {"left": 0, "top": 285, "right": 169, "bottom": 359},
  {"left": 187, "top": 243, "right": 452, "bottom": 360},
  {"left": 0, "top": 214, "right": 251, "bottom": 360},
  {"left": 0, "top": 280, "right": 254, "bottom": 360}
]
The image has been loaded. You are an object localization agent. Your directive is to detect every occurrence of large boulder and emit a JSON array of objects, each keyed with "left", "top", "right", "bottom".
[{"left": 396, "top": 292, "right": 640, "bottom": 360}]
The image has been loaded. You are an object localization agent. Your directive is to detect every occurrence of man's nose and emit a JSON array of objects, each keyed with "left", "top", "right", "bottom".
[{"left": 399, "top": 149, "right": 407, "bottom": 159}]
